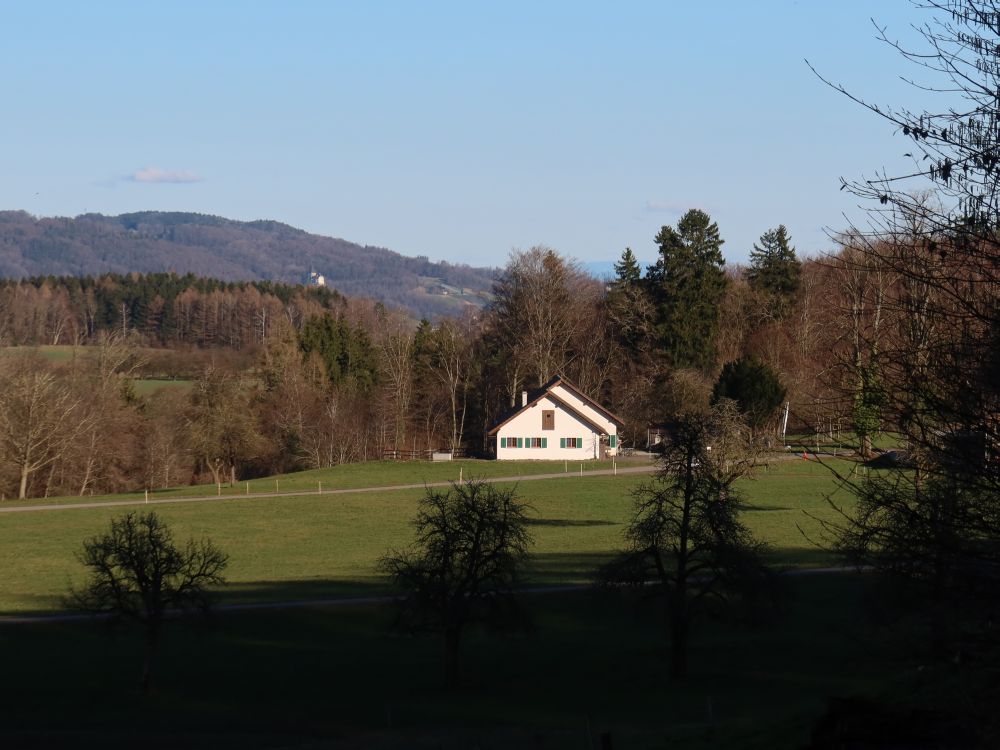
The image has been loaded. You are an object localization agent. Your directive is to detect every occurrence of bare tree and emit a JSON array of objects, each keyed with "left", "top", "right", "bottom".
[
  {"left": 491, "top": 246, "right": 600, "bottom": 387},
  {"left": 72, "top": 331, "right": 145, "bottom": 496},
  {"left": 187, "top": 368, "right": 263, "bottom": 485},
  {"left": 379, "top": 480, "right": 532, "bottom": 687},
  {"left": 599, "top": 400, "right": 772, "bottom": 678},
  {"left": 374, "top": 309, "right": 415, "bottom": 451},
  {"left": 70, "top": 511, "right": 228, "bottom": 693},
  {"left": 0, "top": 356, "right": 86, "bottom": 499},
  {"left": 428, "top": 316, "right": 477, "bottom": 452}
]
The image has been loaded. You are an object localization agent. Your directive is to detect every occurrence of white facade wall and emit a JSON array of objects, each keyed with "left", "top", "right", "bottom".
[
  {"left": 495, "top": 393, "right": 618, "bottom": 460},
  {"left": 549, "top": 384, "right": 618, "bottom": 435}
]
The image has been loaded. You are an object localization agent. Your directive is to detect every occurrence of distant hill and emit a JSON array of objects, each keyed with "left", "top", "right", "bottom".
[{"left": 0, "top": 210, "right": 496, "bottom": 318}]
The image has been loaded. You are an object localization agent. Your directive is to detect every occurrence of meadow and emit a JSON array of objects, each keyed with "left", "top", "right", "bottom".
[
  {"left": 0, "top": 455, "right": 855, "bottom": 615},
  {"left": 0, "top": 454, "right": 897, "bottom": 749}
]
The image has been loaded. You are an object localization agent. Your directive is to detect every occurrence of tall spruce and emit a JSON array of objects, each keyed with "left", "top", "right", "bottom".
[
  {"left": 746, "top": 225, "right": 801, "bottom": 312},
  {"left": 612, "top": 247, "right": 642, "bottom": 287},
  {"left": 647, "top": 209, "right": 727, "bottom": 370}
]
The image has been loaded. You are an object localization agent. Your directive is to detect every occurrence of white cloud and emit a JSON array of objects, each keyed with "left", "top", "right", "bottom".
[{"left": 128, "top": 166, "right": 203, "bottom": 184}]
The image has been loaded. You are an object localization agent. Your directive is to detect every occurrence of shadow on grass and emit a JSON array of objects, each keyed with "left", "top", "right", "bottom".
[
  {"left": 763, "top": 545, "right": 842, "bottom": 569},
  {"left": 526, "top": 517, "right": 618, "bottom": 527},
  {"left": 0, "top": 570, "right": 898, "bottom": 749}
]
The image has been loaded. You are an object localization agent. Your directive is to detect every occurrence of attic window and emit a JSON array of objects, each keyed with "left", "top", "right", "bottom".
[{"left": 542, "top": 410, "right": 555, "bottom": 430}]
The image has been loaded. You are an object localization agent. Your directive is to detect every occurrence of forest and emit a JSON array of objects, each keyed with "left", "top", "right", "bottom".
[
  {"left": 0, "top": 210, "right": 496, "bottom": 319},
  {"left": 0, "top": 214, "right": 890, "bottom": 500}
]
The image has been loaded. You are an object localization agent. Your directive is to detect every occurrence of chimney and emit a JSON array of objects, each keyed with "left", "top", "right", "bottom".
[{"left": 522, "top": 390, "right": 528, "bottom": 407}]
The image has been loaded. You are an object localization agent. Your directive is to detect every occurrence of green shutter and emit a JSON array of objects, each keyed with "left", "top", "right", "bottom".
[
  {"left": 542, "top": 437, "right": 547, "bottom": 448},
  {"left": 610, "top": 435, "right": 617, "bottom": 448},
  {"left": 560, "top": 437, "right": 565, "bottom": 448},
  {"left": 517, "top": 437, "right": 523, "bottom": 448},
  {"left": 500, "top": 437, "right": 505, "bottom": 449}
]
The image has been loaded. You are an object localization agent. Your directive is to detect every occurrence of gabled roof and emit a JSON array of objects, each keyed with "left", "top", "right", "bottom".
[
  {"left": 487, "top": 374, "right": 624, "bottom": 436},
  {"left": 547, "top": 375, "right": 625, "bottom": 428}
]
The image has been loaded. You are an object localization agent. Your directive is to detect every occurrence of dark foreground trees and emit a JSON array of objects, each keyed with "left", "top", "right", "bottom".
[
  {"left": 815, "top": 0, "right": 1000, "bottom": 658},
  {"left": 379, "top": 480, "right": 532, "bottom": 687},
  {"left": 600, "top": 401, "right": 772, "bottom": 678},
  {"left": 71, "top": 511, "right": 228, "bottom": 693}
]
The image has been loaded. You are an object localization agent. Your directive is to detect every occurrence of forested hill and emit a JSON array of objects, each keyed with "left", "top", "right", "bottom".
[{"left": 0, "top": 211, "right": 496, "bottom": 319}]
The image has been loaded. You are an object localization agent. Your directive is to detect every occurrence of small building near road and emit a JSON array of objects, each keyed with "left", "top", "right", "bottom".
[{"left": 488, "top": 375, "right": 623, "bottom": 460}]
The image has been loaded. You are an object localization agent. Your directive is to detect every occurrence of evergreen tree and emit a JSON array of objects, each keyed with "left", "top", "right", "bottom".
[
  {"left": 612, "top": 247, "right": 642, "bottom": 287},
  {"left": 712, "top": 356, "right": 786, "bottom": 431},
  {"left": 646, "top": 209, "right": 727, "bottom": 370},
  {"left": 746, "top": 225, "right": 801, "bottom": 309}
]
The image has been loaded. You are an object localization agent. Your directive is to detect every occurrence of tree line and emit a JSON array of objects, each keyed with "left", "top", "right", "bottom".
[{"left": 0, "top": 212, "right": 915, "bottom": 499}]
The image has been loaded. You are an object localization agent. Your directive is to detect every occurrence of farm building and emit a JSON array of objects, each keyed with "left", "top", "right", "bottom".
[{"left": 488, "top": 375, "right": 623, "bottom": 460}]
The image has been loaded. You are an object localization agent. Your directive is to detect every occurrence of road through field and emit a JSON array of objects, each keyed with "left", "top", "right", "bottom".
[{"left": 0, "top": 465, "right": 658, "bottom": 515}]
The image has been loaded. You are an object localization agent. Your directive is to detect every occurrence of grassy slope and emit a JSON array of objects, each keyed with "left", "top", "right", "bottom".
[
  {"left": 0, "top": 457, "right": 854, "bottom": 615},
  {"left": 0, "top": 457, "right": 896, "bottom": 748}
]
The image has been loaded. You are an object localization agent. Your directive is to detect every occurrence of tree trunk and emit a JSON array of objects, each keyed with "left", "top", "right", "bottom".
[
  {"left": 141, "top": 625, "right": 160, "bottom": 694},
  {"left": 444, "top": 627, "right": 462, "bottom": 689},
  {"left": 669, "top": 610, "right": 689, "bottom": 679},
  {"left": 18, "top": 465, "right": 29, "bottom": 500}
]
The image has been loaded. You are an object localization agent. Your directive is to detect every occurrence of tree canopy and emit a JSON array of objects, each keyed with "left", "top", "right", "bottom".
[
  {"left": 71, "top": 511, "right": 228, "bottom": 692},
  {"left": 647, "top": 209, "right": 728, "bottom": 370},
  {"left": 378, "top": 480, "right": 532, "bottom": 687},
  {"left": 746, "top": 225, "right": 801, "bottom": 312}
]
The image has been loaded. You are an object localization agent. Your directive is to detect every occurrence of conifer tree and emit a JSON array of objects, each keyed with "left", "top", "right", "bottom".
[
  {"left": 647, "top": 209, "right": 727, "bottom": 370},
  {"left": 612, "top": 247, "right": 642, "bottom": 287},
  {"left": 746, "top": 225, "right": 801, "bottom": 311}
]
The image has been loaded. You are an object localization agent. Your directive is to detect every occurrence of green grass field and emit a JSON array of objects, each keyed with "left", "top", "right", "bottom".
[
  {"left": 0, "top": 454, "right": 917, "bottom": 748},
  {"left": 0, "top": 457, "right": 642, "bottom": 507},
  {"left": 0, "top": 456, "right": 854, "bottom": 615},
  {"left": 0, "top": 344, "right": 85, "bottom": 361}
]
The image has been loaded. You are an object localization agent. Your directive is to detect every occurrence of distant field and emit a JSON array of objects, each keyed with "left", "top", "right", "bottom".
[
  {"left": 0, "top": 344, "right": 87, "bottom": 361},
  {"left": 0, "top": 456, "right": 853, "bottom": 615}
]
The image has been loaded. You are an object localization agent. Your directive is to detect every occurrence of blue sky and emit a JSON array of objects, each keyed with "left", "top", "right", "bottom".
[{"left": 1, "top": 1, "right": 931, "bottom": 268}]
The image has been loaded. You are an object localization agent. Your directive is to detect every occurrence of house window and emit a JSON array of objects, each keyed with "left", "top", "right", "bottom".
[
  {"left": 560, "top": 437, "right": 582, "bottom": 448},
  {"left": 542, "top": 410, "right": 555, "bottom": 430},
  {"left": 526, "top": 437, "right": 546, "bottom": 448},
  {"left": 501, "top": 437, "right": 524, "bottom": 449}
]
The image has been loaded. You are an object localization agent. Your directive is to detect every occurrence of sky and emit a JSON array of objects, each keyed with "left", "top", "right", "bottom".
[{"left": 0, "top": 1, "right": 935, "bottom": 269}]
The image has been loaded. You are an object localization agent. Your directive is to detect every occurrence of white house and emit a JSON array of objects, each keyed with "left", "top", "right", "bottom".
[{"left": 488, "top": 376, "right": 624, "bottom": 460}]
